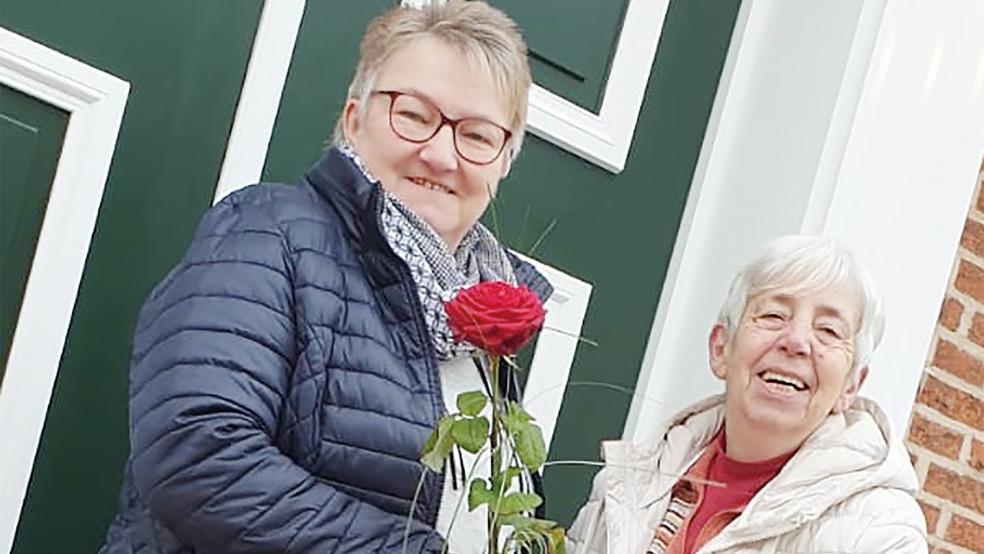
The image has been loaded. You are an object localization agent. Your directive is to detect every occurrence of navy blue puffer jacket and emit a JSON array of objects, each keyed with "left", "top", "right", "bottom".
[{"left": 100, "top": 148, "right": 552, "bottom": 553}]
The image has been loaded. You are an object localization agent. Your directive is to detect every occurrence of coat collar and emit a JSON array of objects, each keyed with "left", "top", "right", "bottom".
[
  {"left": 302, "top": 147, "right": 554, "bottom": 301},
  {"left": 605, "top": 395, "right": 919, "bottom": 552},
  {"left": 303, "top": 147, "right": 385, "bottom": 252}
]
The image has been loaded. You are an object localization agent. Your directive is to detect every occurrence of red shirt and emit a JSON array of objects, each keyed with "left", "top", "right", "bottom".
[{"left": 682, "top": 431, "right": 795, "bottom": 553}]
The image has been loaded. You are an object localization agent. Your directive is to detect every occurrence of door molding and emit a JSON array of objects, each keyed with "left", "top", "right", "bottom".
[
  {"left": 523, "top": 0, "right": 669, "bottom": 173},
  {"left": 516, "top": 255, "right": 592, "bottom": 451},
  {"left": 0, "top": 27, "right": 128, "bottom": 553},
  {"left": 214, "top": 0, "right": 668, "bottom": 202}
]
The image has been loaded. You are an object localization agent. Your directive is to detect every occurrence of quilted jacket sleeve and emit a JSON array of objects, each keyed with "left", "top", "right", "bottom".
[
  {"left": 128, "top": 187, "right": 443, "bottom": 553},
  {"left": 565, "top": 467, "right": 610, "bottom": 554},
  {"left": 849, "top": 499, "right": 928, "bottom": 554}
]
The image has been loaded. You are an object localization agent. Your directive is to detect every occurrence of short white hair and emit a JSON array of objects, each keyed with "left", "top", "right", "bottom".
[{"left": 717, "top": 235, "right": 885, "bottom": 375}]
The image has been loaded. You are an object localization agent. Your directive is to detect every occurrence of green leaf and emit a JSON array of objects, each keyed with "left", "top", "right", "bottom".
[
  {"left": 451, "top": 417, "right": 489, "bottom": 454},
  {"left": 500, "top": 515, "right": 560, "bottom": 533},
  {"left": 546, "top": 526, "right": 567, "bottom": 554},
  {"left": 490, "top": 467, "right": 522, "bottom": 496},
  {"left": 503, "top": 400, "right": 534, "bottom": 436},
  {"left": 504, "top": 516, "right": 566, "bottom": 554},
  {"left": 509, "top": 530, "right": 546, "bottom": 554},
  {"left": 491, "top": 491, "right": 542, "bottom": 516},
  {"left": 456, "top": 390, "right": 488, "bottom": 417},
  {"left": 515, "top": 423, "right": 547, "bottom": 471},
  {"left": 468, "top": 478, "right": 496, "bottom": 511},
  {"left": 498, "top": 514, "right": 535, "bottom": 530},
  {"left": 420, "top": 416, "right": 455, "bottom": 472}
]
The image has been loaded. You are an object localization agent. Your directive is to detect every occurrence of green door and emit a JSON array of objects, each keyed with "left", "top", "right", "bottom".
[
  {"left": 2, "top": 2, "right": 264, "bottom": 552},
  {"left": 262, "top": 0, "right": 742, "bottom": 524},
  {"left": 0, "top": 85, "right": 69, "bottom": 376},
  {"left": 1, "top": 1, "right": 742, "bottom": 548}
]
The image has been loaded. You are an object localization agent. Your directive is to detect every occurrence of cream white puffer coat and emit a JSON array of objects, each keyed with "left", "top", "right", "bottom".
[{"left": 566, "top": 396, "right": 927, "bottom": 554}]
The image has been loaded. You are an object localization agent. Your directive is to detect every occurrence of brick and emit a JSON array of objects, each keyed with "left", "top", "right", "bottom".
[
  {"left": 946, "top": 514, "right": 984, "bottom": 552},
  {"left": 924, "top": 464, "right": 984, "bottom": 514},
  {"left": 917, "top": 375, "right": 984, "bottom": 430},
  {"left": 962, "top": 218, "right": 984, "bottom": 259},
  {"left": 918, "top": 500, "right": 941, "bottom": 535},
  {"left": 977, "top": 168, "right": 984, "bottom": 213},
  {"left": 954, "top": 260, "right": 984, "bottom": 304},
  {"left": 932, "top": 339, "right": 984, "bottom": 387},
  {"left": 939, "top": 297, "right": 964, "bottom": 331},
  {"left": 971, "top": 439, "right": 984, "bottom": 472},
  {"left": 908, "top": 413, "right": 963, "bottom": 458},
  {"left": 971, "top": 313, "right": 984, "bottom": 350}
]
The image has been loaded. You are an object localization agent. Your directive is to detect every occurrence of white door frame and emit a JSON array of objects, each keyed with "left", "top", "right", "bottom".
[{"left": 0, "top": 27, "right": 129, "bottom": 554}]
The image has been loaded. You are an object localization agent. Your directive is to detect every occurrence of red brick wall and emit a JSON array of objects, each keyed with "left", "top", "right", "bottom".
[{"left": 905, "top": 158, "right": 984, "bottom": 554}]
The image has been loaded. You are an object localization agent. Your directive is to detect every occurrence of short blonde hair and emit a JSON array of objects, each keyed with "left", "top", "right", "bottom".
[
  {"left": 332, "top": 0, "right": 531, "bottom": 160},
  {"left": 717, "top": 235, "right": 885, "bottom": 375}
]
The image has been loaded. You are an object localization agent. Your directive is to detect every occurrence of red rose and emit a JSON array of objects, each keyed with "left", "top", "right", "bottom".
[{"left": 444, "top": 282, "right": 546, "bottom": 357}]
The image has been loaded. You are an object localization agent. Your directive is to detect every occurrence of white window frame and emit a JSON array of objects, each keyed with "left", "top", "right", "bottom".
[{"left": 0, "top": 27, "right": 129, "bottom": 554}]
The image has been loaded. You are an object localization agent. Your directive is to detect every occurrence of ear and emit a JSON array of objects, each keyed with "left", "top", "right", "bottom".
[
  {"left": 708, "top": 323, "right": 729, "bottom": 380},
  {"left": 831, "top": 366, "right": 868, "bottom": 414},
  {"left": 498, "top": 151, "right": 513, "bottom": 179},
  {"left": 341, "top": 98, "right": 361, "bottom": 145}
]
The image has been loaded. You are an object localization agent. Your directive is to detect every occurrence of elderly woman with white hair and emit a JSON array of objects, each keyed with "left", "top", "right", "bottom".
[
  {"left": 567, "top": 235, "right": 927, "bottom": 554},
  {"left": 100, "top": 2, "right": 549, "bottom": 553}
]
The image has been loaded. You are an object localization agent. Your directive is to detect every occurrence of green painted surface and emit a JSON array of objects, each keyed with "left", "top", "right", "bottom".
[
  {"left": 0, "top": 84, "right": 69, "bottom": 376},
  {"left": 4, "top": 2, "right": 263, "bottom": 552},
  {"left": 506, "top": 0, "right": 743, "bottom": 522},
  {"left": 492, "top": 0, "right": 628, "bottom": 112},
  {"left": 265, "top": 0, "right": 743, "bottom": 527}
]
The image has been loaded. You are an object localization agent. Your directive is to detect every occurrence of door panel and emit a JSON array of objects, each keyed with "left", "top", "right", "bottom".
[
  {"left": 492, "top": 0, "right": 629, "bottom": 112},
  {"left": 263, "top": 0, "right": 394, "bottom": 181},
  {"left": 2, "top": 2, "right": 264, "bottom": 552},
  {"left": 0, "top": 85, "right": 69, "bottom": 375}
]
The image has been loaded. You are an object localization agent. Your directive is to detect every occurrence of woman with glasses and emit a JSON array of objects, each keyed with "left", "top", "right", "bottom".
[{"left": 100, "top": 2, "right": 549, "bottom": 553}]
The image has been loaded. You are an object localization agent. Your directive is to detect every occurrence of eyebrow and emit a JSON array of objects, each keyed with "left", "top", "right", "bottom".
[
  {"left": 385, "top": 85, "right": 506, "bottom": 126},
  {"left": 763, "top": 294, "right": 854, "bottom": 326}
]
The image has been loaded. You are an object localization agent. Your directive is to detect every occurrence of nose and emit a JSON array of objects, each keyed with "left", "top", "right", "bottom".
[
  {"left": 778, "top": 320, "right": 812, "bottom": 357},
  {"left": 418, "top": 123, "right": 459, "bottom": 172}
]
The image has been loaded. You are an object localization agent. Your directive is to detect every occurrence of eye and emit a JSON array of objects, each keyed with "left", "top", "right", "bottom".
[
  {"left": 395, "top": 108, "right": 429, "bottom": 123},
  {"left": 818, "top": 326, "right": 842, "bottom": 339},
  {"left": 462, "top": 131, "right": 494, "bottom": 146},
  {"left": 755, "top": 312, "right": 786, "bottom": 328},
  {"left": 760, "top": 312, "right": 786, "bottom": 322}
]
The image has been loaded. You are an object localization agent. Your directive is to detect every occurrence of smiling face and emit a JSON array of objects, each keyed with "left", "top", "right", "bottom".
[
  {"left": 343, "top": 35, "right": 513, "bottom": 250},
  {"left": 710, "top": 283, "right": 868, "bottom": 460}
]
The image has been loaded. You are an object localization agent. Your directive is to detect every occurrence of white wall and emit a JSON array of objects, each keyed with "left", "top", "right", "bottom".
[
  {"left": 625, "top": 0, "right": 984, "bottom": 441},
  {"left": 818, "top": 0, "right": 984, "bottom": 435}
]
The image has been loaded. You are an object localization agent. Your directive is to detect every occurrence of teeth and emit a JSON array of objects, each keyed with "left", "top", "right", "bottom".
[
  {"left": 410, "top": 177, "right": 450, "bottom": 193},
  {"left": 760, "top": 371, "right": 807, "bottom": 391}
]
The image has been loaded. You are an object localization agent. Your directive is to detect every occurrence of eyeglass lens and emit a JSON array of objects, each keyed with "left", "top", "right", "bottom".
[{"left": 389, "top": 93, "right": 507, "bottom": 164}]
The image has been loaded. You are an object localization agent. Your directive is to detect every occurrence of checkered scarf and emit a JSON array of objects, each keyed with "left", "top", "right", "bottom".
[{"left": 339, "top": 145, "right": 517, "bottom": 360}]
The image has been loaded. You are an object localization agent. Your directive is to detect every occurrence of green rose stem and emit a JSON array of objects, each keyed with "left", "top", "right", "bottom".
[{"left": 488, "top": 355, "right": 502, "bottom": 554}]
